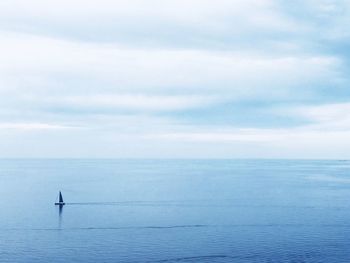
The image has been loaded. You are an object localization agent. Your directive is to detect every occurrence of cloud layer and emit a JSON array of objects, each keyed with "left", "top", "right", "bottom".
[{"left": 0, "top": 0, "right": 350, "bottom": 158}]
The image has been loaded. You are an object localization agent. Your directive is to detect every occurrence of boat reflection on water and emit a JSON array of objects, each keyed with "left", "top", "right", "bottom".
[{"left": 55, "top": 191, "right": 65, "bottom": 228}]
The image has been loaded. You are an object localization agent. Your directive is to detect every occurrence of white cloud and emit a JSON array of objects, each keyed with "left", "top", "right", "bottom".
[
  {"left": 140, "top": 126, "right": 350, "bottom": 158},
  {"left": 152, "top": 128, "right": 350, "bottom": 143},
  {"left": 295, "top": 103, "right": 350, "bottom": 122},
  {"left": 49, "top": 94, "right": 217, "bottom": 112},
  {"left": 0, "top": 0, "right": 299, "bottom": 35},
  {"left": 0, "top": 122, "right": 72, "bottom": 130},
  {"left": 276, "top": 102, "right": 350, "bottom": 131},
  {"left": 153, "top": 129, "right": 286, "bottom": 142},
  {"left": 0, "top": 32, "right": 340, "bottom": 96}
]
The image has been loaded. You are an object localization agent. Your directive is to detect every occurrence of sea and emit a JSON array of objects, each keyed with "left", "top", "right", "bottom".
[{"left": 1, "top": 159, "right": 350, "bottom": 262}]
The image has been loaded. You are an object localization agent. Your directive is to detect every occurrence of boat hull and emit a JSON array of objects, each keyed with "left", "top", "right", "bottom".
[{"left": 55, "top": 202, "right": 65, "bottom": 205}]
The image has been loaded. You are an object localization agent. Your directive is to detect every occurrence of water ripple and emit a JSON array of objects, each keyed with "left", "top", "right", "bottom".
[
  {"left": 4, "top": 223, "right": 350, "bottom": 232},
  {"left": 143, "top": 255, "right": 232, "bottom": 262}
]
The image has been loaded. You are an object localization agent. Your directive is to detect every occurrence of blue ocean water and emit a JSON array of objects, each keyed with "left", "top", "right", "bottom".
[{"left": 1, "top": 159, "right": 350, "bottom": 262}]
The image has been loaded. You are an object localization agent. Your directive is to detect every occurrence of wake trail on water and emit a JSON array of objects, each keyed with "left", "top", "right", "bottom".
[{"left": 65, "top": 201, "right": 349, "bottom": 209}]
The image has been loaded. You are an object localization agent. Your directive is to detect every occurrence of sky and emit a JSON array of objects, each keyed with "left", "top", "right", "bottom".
[{"left": 0, "top": 0, "right": 350, "bottom": 158}]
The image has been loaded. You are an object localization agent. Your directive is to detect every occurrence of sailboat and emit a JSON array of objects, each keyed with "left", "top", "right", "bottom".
[{"left": 55, "top": 191, "right": 65, "bottom": 205}]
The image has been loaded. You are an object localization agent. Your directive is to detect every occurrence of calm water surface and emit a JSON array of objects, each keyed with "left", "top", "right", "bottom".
[{"left": 1, "top": 159, "right": 350, "bottom": 262}]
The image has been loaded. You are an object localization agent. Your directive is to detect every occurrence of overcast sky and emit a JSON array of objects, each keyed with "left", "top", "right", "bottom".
[{"left": 0, "top": 0, "right": 350, "bottom": 158}]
